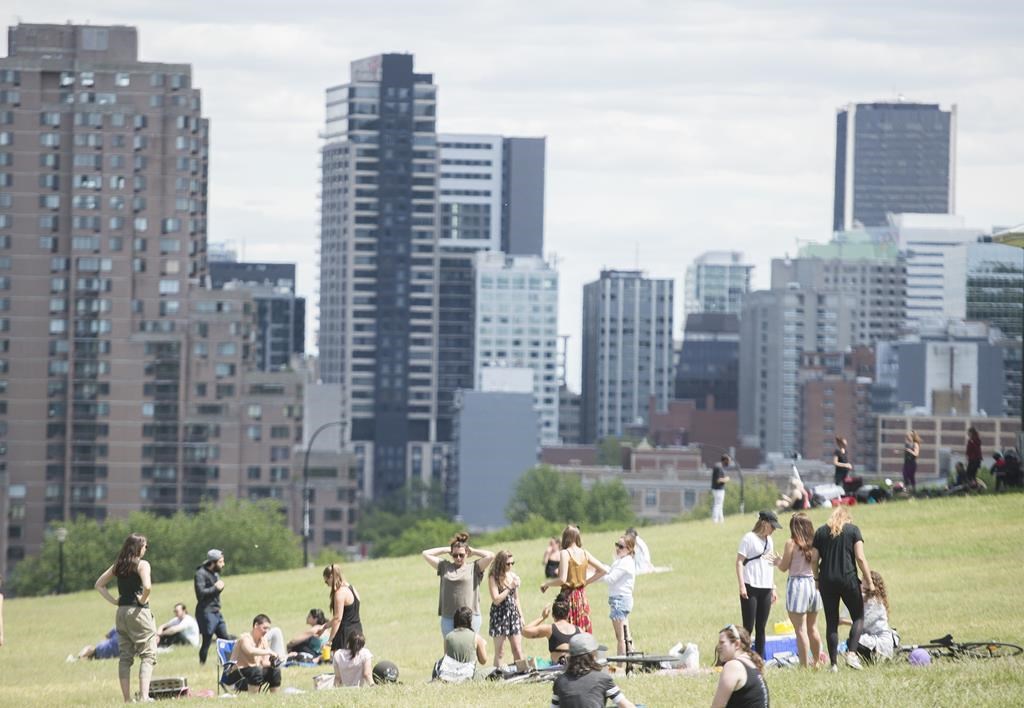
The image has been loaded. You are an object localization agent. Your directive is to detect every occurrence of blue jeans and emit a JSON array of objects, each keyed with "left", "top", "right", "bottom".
[
  {"left": 440, "top": 612, "right": 481, "bottom": 638},
  {"left": 197, "top": 609, "right": 229, "bottom": 665}
]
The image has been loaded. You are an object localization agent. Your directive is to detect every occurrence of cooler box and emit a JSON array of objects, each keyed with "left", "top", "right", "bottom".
[{"left": 763, "top": 634, "right": 798, "bottom": 660}]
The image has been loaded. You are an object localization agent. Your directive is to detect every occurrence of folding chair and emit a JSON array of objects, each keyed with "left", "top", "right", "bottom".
[{"left": 216, "top": 638, "right": 271, "bottom": 694}]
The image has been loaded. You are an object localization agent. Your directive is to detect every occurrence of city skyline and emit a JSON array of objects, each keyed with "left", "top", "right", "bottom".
[{"left": 5, "top": 2, "right": 1023, "bottom": 390}]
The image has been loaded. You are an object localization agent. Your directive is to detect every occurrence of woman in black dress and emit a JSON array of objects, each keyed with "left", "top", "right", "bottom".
[
  {"left": 542, "top": 537, "right": 561, "bottom": 579},
  {"left": 832, "top": 437, "right": 853, "bottom": 487},
  {"left": 487, "top": 550, "right": 524, "bottom": 667}
]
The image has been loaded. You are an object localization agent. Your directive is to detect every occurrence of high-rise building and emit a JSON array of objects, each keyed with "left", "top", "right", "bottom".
[
  {"left": 558, "top": 385, "right": 583, "bottom": 445},
  {"left": 799, "top": 347, "right": 875, "bottom": 470},
  {"left": 772, "top": 234, "right": 907, "bottom": 346},
  {"left": 473, "top": 252, "right": 559, "bottom": 444},
  {"left": 316, "top": 54, "right": 443, "bottom": 502},
  {"left": 889, "top": 214, "right": 985, "bottom": 329},
  {"left": 683, "top": 251, "right": 753, "bottom": 315},
  {"left": 581, "top": 271, "right": 674, "bottom": 442},
  {"left": 739, "top": 288, "right": 857, "bottom": 459},
  {"left": 942, "top": 240, "right": 1024, "bottom": 340},
  {"left": 209, "top": 261, "right": 305, "bottom": 371},
  {"left": 833, "top": 101, "right": 956, "bottom": 232},
  {"left": 675, "top": 313, "right": 740, "bottom": 410}
]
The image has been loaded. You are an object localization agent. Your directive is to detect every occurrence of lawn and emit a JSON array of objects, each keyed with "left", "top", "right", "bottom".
[{"left": 2, "top": 494, "right": 1023, "bottom": 706}]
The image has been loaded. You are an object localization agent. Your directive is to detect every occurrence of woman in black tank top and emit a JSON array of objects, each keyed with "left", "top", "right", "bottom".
[
  {"left": 95, "top": 533, "right": 158, "bottom": 702},
  {"left": 323, "top": 563, "right": 363, "bottom": 654},
  {"left": 543, "top": 538, "right": 561, "bottom": 579},
  {"left": 712, "top": 625, "right": 769, "bottom": 708},
  {"left": 521, "top": 597, "right": 579, "bottom": 663}
]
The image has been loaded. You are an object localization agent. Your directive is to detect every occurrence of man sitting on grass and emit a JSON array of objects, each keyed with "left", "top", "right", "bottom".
[
  {"left": 228, "top": 614, "right": 282, "bottom": 693},
  {"left": 157, "top": 603, "right": 200, "bottom": 648}
]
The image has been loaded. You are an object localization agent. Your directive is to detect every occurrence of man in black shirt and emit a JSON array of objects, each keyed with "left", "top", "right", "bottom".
[
  {"left": 710, "top": 455, "right": 731, "bottom": 524},
  {"left": 194, "top": 548, "right": 229, "bottom": 664}
]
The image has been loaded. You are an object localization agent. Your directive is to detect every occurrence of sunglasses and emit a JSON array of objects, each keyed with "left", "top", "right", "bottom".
[
  {"left": 615, "top": 542, "right": 625, "bottom": 549},
  {"left": 508, "top": 561, "right": 515, "bottom": 566},
  {"left": 451, "top": 553, "right": 466, "bottom": 559}
]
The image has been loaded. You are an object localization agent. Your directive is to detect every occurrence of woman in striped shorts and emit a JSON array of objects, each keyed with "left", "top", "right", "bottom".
[{"left": 776, "top": 512, "right": 822, "bottom": 667}]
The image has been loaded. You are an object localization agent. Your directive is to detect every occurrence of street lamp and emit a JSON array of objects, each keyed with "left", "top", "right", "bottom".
[
  {"left": 55, "top": 527, "right": 68, "bottom": 594},
  {"left": 699, "top": 444, "right": 745, "bottom": 515},
  {"left": 302, "top": 420, "right": 347, "bottom": 567}
]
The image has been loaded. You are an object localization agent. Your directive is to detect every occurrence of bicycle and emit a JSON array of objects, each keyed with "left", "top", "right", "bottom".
[{"left": 899, "top": 633, "right": 1023, "bottom": 661}]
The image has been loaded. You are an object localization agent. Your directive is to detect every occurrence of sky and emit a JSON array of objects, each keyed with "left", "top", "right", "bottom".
[{"left": 6, "top": 1, "right": 1024, "bottom": 390}]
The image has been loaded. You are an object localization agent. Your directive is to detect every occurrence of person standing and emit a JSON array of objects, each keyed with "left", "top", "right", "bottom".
[
  {"left": 776, "top": 512, "right": 822, "bottom": 668},
  {"left": 813, "top": 506, "right": 874, "bottom": 671},
  {"left": 194, "top": 548, "right": 229, "bottom": 665},
  {"left": 833, "top": 437, "right": 853, "bottom": 487},
  {"left": 543, "top": 538, "right": 562, "bottom": 579},
  {"left": 735, "top": 511, "right": 781, "bottom": 658},
  {"left": 540, "top": 525, "right": 608, "bottom": 635},
  {"left": 323, "top": 563, "right": 363, "bottom": 657},
  {"left": 487, "top": 550, "right": 524, "bottom": 667},
  {"left": 711, "top": 455, "right": 731, "bottom": 524},
  {"left": 422, "top": 532, "right": 495, "bottom": 642},
  {"left": 94, "top": 533, "right": 157, "bottom": 703},
  {"left": 902, "top": 431, "right": 920, "bottom": 493},
  {"left": 965, "top": 427, "right": 983, "bottom": 487},
  {"left": 602, "top": 535, "right": 637, "bottom": 656}
]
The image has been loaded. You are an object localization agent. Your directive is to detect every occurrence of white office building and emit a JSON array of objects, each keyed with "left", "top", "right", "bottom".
[
  {"left": 473, "top": 252, "right": 560, "bottom": 444},
  {"left": 684, "top": 251, "right": 754, "bottom": 316}
]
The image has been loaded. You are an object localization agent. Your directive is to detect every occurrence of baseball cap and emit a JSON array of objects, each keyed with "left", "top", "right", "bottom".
[
  {"left": 758, "top": 511, "right": 783, "bottom": 529},
  {"left": 568, "top": 632, "right": 606, "bottom": 657},
  {"left": 372, "top": 660, "right": 399, "bottom": 684},
  {"left": 205, "top": 549, "right": 224, "bottom": 564}
]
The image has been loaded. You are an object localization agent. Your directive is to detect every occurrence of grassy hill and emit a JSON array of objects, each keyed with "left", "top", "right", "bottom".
[{"left": 2, "top": 495, "right": 1023, "bottom": 706}]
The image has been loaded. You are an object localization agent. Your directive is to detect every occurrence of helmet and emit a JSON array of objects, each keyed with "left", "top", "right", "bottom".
[{"left": 372, "top": 660, "right": 399, "bottom": 684}]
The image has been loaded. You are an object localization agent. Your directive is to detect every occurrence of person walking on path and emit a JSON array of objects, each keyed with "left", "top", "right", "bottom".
[
  {"left": 902, "top": 431, "right": 921, "bottom": 493},
  {"left": 323, "top": 563, "right": 363, "bottom": 657},
  {"left": 194, "top": 548, "right": 229, "bottom": 665},
  {"left": 94, "top": 533, "right": 157, "bottom": 702},
  {"left": 711, "top": 455, "right": 731, "bottom": 524},
  {"left": 776, "top": 512, "right": 822, "bottom": 668},
  {"left": 833, "top": 437, "right": 853, "bottom": 487},
  {"left": 540, "top": 525, "right": 608, "bottom": 635},
  {"left": 487, "top": 550, "right": 524, "bottom": 667},
  {"left": 735, "top": 511, "right": 781, "bottom": 658},
  {"left": 423, "top": 532, "right": 495, "bottom": 644},
  {"left": 813, "top": 506, "right": 874, "bottom": 672}
]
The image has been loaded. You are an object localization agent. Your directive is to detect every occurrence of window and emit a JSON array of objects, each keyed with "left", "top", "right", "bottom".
[
  {"left": 115, "top": 72, "right": 130, "bottom": 87},
  {"left": 247, "top": 405, "right": 262, "bottom": 419},
  {"left": 158, "top": 279, "right": 179, "bottom": 294}
]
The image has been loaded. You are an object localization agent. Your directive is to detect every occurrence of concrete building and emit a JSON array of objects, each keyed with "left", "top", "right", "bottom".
[
  {"left": 316, "top": 53, "right": 444, "bottom": 502},
  {"left": 888, "top": 214, "right": 986, "bottom": 329},
  {"left": 943, "top": 240, "right": 1024, "bottom": 340},
  {"left": 772, "top": 235, "right": 907, "bottom": 346},
  {"left": 739, "top": 288, "right": 857, "bottom": 460},
  {"left": 473, "top": 252, "right": 559, "bottom": 444},
  {"left": 799, "top": 348, "right": 875, "bottom": 470},
  {"left": 876, "top": 414, "right": 1020, "bottom": 482},
  {"left": 452, "top": 386, "right": 538, "bottom": 529},
  {"left": 209, "top": 261, "right": 305, "bottom": 372},
  {"left": 875, "top": 321, "right": 1006, "bottom": 417},
  {"left": 683, "top": 251, "right": 753, "bottom": 315},
  {"left": 582, "top": 271, "right": 674, "bottom": 442},
  {"left": 558, "top": 385, "right": 583, "bottom": 445},
  {"left": 833, "top": 101, "right": 956, "bottom": 232},
  {"left": 675, "top": 313, "right": 740, "bottom": 410}
]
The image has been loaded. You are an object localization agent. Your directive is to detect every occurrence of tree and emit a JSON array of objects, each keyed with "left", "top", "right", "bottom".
[
  {"left": 505, "top": 465, "right": 586, "bottom": 524},
  {"left": 584, "top": 479, "right": 635, "bottom": 526},
  {"left": 596, "top": 435, "right": 639, "bottom": 466},
  {"left": 688, "top": 477, "right": 781, "bottom": 521}
]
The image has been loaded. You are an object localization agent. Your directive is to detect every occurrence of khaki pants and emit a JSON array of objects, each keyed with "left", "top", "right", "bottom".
[{"left": 116, "top": 605, "right": 157, "bottom": 684}]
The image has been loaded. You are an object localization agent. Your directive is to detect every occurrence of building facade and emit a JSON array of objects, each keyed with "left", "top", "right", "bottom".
[
  {"left": 316, "top": 54, "right": 443, "bottom": 502},
  {"left": 799, "top": 347, "right": 875, "bottom": 470},
  {"left": 683, "top": 251, "right": 753, "bottom": 315},
  {"left": 473, "top": 252, "right": 559, "bottom": 444},
  {"left": 675, "top": 313, "right": 740, "bottom": 410},
  {"left": 582, "top": 271, "right": 674, "bottom": 442},
  {"left": 833, "top": 101, "right": 956, "bottom": 232}
]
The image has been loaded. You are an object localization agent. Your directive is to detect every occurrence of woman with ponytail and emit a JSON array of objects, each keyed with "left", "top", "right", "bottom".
[
  {"left": 712, "top": 624, "right": 769, "bottom": 708},
  {"left": 322, "top": 563, "right": 363, "bottom": 657},
  {"left": 776, "top": 512, "right": 822, "bottom": 667}
]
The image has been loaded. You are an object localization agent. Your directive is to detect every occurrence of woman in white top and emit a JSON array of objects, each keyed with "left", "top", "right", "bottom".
[
  {"left": 734, "top": 511, "right": 781, "bottom": 659},
  {"left": 776, "top": 512, "right": 822, "bottom": 667},
  {"left": 602, "top": 535, "right": 637, "bottom": 655},
  {"left": 333, "top": 631, "right": 373, "bottom": 687}
]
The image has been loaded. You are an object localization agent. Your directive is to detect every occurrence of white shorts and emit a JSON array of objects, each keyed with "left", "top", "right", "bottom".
[{"left": 786, "top": 576, "right": 821, "bottom": 614}]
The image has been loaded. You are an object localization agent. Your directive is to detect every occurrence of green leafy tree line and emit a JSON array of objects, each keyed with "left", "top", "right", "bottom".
[{"left": 10, "top": 499, "right": 302, "bottom": 597}]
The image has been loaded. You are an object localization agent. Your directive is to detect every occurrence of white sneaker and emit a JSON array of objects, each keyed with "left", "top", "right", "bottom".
[
  {"left": 829, "top": 664, "right": 838, "bottom": 673},
  {"left": 66, "top": 654, "right": 76, "bottom": 663},
  {"left": 845, "top": 652, "right": 863, "bottom": 670}
]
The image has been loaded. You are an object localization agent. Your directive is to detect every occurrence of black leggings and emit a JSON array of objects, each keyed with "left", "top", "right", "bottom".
[
  {"left": 820, "top": 580, "right": 864, "bottom": 666},
  {"left": 739, "top": 584, "right": 773, "bottom": 657}
]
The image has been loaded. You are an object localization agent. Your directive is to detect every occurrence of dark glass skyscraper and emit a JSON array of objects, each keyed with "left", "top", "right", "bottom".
[
  {"left": 675, "top": 313, "right": 740, "bottom": 410},
  {"left": 833, "top": 101, "right": 956, "bottom": 232}
]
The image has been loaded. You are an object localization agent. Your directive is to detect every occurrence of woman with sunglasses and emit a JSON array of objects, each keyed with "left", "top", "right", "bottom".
[
  {"left": 601, "top": 535, "right": 637, "bottom": 655},
  {"left": 423, "top": 532, "right": 495, "bottom": 643},
  {"left": 712, "top": 625, "right": 769, "bottom": 708},
  {"left": 94, "top": 533, "right": 157, "bottom": 703},
  {"left": 734, "top": 511, "right": 781, "bottom": 658},
  {"left": 540, "top": 525, "right": 608, "bottom": 634},
  {"left": 487, "top": 550, "right": 524, "bottom": 667}
]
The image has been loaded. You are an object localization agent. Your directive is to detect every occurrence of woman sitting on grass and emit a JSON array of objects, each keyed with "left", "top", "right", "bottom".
[
  {"left": 842, "top": 570, "right": 899, "bottom": 663},
  {"left": 712, "top": 624, "right": 769, "bottom": 708},
  {"left": 551, "top": 633, "right": 636, "bottom": 708},
  {"left": 333, "top": 631, "right": 373, "bottom": 687},
  {"left": 286, "top": 608, "right": 329, "bottom": 660},
  {"left": 521, "top": 598, "right": 579, "bottom": 664}
]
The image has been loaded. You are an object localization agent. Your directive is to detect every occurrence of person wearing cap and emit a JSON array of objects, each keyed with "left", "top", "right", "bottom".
[
  {"left": 734, "top": 511, "right": 781, "bottom": 658},
  {"left": 194, "top": 548, "right": 229, "bottom": 665},
  {"left": 551, "top": 632, "right": 636, "bottom": 708},
  {"left": 710, "top": 455, "right": 731, "bottom": 524}
]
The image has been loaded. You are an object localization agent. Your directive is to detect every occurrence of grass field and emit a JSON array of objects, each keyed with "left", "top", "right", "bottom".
[{"left": 2, "top": 494, "right": 1023, "bottom": 706}]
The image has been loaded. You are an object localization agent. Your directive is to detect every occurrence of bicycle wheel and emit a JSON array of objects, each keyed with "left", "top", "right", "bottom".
[{"left": 958, "top": 642, "right": 1024, "bottom": 659}]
